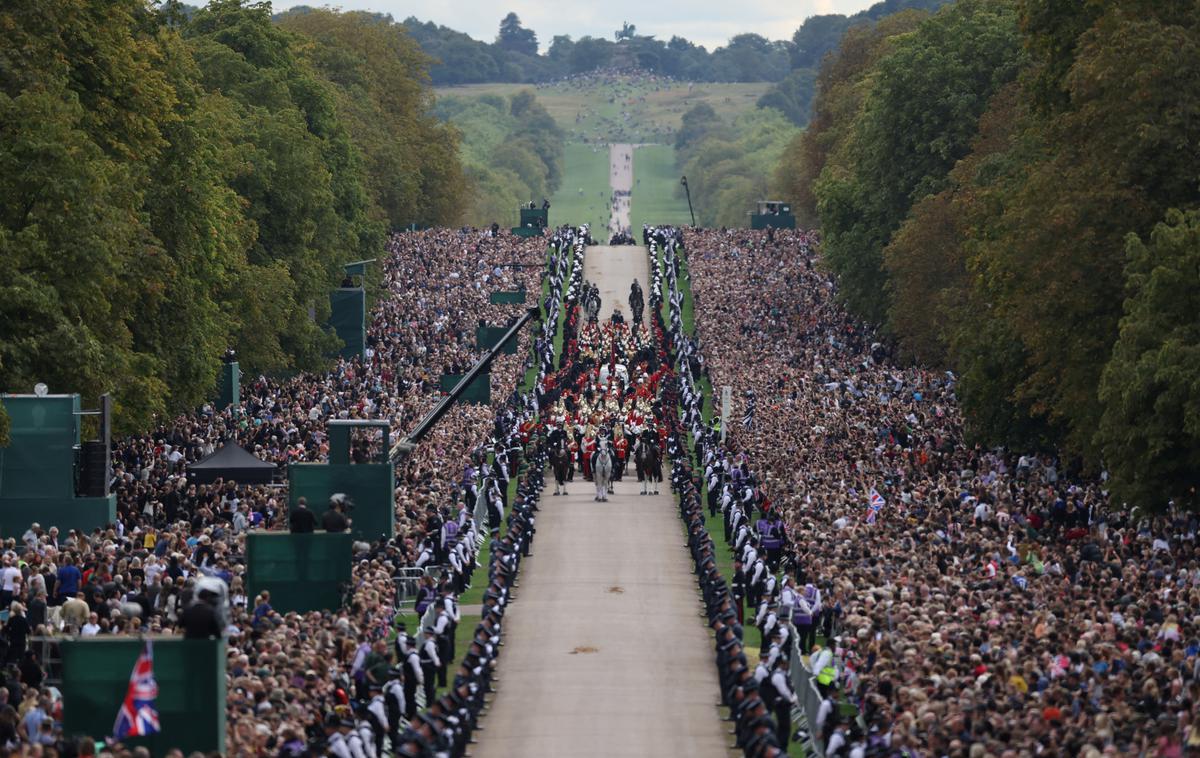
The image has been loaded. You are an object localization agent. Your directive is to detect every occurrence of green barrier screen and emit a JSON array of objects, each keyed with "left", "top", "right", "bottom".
[
  {"left": 288, "top": 463, "right": 394, "bottom": 541},
  {"left": 0, "top": 395, "right": 78, "bottom": 499},
  {"left": 217, "top": 361, "right": 240, "bottom": 409},
  {"left": 476, "top": 325, "right": 517, "bottom": 354},
  {"left": 750, "top": 212, "right": 796, "bottom": 230},
  {"left": 61, "top": 637, "right": 225, "bottom": 754},
  {"left": 489, "top": 290, "right": 526, "bottom": 305},
  {"left": 519, "top": 207, "right": 548, "bottom": 227},
  {"left": 0, "top": 395, "right": 117, "bottom": 536},
  {"left": 439, "top": 373, "right": 491, "bottom": 404},
  {"left": 245, "top": 532, "right": 352, "bottom": 613},
  {"left": 328, "top": 288, "right": 366, "bottom": 359}
]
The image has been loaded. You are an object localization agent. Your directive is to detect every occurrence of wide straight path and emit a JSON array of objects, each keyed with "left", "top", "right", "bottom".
[
  {"left": 609, "top": 143, "right": 633, "bottom": 238},
  {"left": 583, "top": 244, "right": 645, "bottom": 321},
  {"left": 475, "top": 247, "right": 728, "bottom": 758}
]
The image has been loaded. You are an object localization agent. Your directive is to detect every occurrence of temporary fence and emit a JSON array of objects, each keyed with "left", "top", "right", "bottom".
[{"left": 788, "top": 640, "right": 826, "bottom": 758}]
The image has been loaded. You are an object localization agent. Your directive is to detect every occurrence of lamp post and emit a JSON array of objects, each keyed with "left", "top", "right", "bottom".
[{"left": 680, "top": 176, "right": 696, "bottom": 227}]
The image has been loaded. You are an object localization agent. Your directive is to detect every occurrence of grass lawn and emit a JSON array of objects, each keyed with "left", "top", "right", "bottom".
[
  {"left": 630, "top": 144, "right": 693, "bottom": 233},
  {"left": 550, "top": 143, "right": 612, "bottom": 234},
  {"left": 434, "top": 81, "right": 770, "bottom": 145}
]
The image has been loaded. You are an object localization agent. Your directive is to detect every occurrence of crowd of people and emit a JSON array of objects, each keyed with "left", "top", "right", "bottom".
[
  {"left": 0, "top": 227, "right": 585, "bottom": 755},
  {"left": 658, "top": 224, "right": 1200, "bottom": 756}
]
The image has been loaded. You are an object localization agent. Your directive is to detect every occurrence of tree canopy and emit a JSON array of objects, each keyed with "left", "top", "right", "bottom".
[
  {"left": 0, "top": 0, "right": 464, "bottom": 433},
  {"left": 778, "top": 0, "right": 1200, "bottom": 509}
]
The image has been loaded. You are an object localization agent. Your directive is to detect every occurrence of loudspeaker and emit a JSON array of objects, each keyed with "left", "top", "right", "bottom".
[{"left": 79, "top": 440, "right": 108, "bottom": 498}]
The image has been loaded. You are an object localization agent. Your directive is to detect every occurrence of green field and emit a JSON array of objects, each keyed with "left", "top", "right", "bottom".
[
  {"left": 631, "top": 145, "right": 693, "bottom": 233},
  {"left": 435, "top": 80, "right": 769, "bottom": 145},
  {"left": 436, "top": 78, "right": 767, "bottom": 235},
  {"left": 549, "top": 143, "right": 612, "bottom": 233}
]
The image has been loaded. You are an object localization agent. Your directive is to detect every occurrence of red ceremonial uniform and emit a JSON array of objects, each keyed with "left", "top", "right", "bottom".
[{"left": 581, "top": 436, "right": 596, "bottom": 478}]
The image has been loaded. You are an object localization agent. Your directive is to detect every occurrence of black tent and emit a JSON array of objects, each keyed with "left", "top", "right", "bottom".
[{"left": 188, "top": 443, "right": 277, "bottom": 485}]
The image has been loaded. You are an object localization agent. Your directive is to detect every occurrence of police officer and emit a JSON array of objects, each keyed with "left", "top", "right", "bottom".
[
  {"left": 324, "top": 713, "right": 354, "bottom": 758},
  {"left": 365, "top": 682, "right": 389, "bottom": 757},
  {"left": 401, "top": 634, "right": 423, "bottom": 719},
  {"left": 419, "top": 626, "right": 441, "bottom": 707},
  {"left": 762, "top": 656, "right": 798, "bottom": 748},
  {"left": 383, "top": 666, "right": 406, "bottom": 749},
  {"left": 350, "top": 703, "right": 375, "bottom": 758}
]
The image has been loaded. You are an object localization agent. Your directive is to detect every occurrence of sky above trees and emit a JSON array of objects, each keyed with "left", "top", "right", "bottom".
[{"left": 272, "top": 0, "right": 880, "bottom": 51}]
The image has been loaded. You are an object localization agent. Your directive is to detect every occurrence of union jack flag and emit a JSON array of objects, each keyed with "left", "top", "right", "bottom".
[
  {"left": 864, "top": 488, "right": 885, "bottom": 525},
  {"left": 112, "top": 640, "right": 160, "bottom": 740}
]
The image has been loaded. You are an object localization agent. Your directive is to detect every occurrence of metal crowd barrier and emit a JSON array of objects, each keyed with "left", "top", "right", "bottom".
[
  {"left": 394, "top": 566, "right": 446, "bottom": 609},
  {"left": 787, "top": 621, "right": 866, "bottom": 758},
  {"left": 788, "top": 633, "right": 826, "bottom": 758}
]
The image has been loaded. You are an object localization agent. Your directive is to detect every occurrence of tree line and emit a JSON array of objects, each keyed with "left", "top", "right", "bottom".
[
  {"left": 299, "top": 1, "right": 947, "bottom": 129},
  {"left": 433, "top": 92, "right": 566, "bottom": 228},
  {"left": 0, "top": 0, "right": 466, "bottom": 436},
  {"left": 775, "top": 0, "right": 1200, "bottom": 510},
  {"left": 672, "top": 104, "right": 798, "bottom": 229}
]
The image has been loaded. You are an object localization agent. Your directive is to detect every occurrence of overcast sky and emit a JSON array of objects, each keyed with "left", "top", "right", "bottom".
[{"left": 272, "top": 1, "right": 882, "bottom": 51}]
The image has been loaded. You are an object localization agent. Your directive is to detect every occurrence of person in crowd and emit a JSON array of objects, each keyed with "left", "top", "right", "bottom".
[{"left": 0, "top": 226, "right": 564, "bottom": 755}]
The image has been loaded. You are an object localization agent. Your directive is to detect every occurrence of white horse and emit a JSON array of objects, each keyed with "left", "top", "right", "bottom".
[{"left": 592, "top": 438, "right": 614, "bottom": 502}]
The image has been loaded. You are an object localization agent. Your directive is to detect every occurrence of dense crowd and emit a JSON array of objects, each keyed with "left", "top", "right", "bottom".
[
  {"left": 0, "top": 228, "right": 576, "bottom": 755},
  {"left": 669, "top": 226, "right": 1198, "bottom": 756}
]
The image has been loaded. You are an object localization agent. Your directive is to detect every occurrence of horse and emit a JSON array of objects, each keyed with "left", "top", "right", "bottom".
[
  {"left": 591, "top": 438, "right": 614, "bottom": 502},
  {"left": 549, "top": 434, "right": 572, "bottom": 496},
  {"left": 634, "top": 436, "right": 662, "bottom": 495}
]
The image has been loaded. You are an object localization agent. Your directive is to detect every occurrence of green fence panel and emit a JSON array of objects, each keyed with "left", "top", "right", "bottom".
[
  {"left": 328, "top": 288, "right": 366, "bottom": 359},
  {"left": 0, "top": 396, "right": 117, "bottom": 537},
  {"left": 475, "top": 325, "right": 517, "bottom": 354},
  {"left": 245, "top": 532, "right": 352, "bottom": 613},
  {"left": 61, "top": 637, "right": 226, "bottom": 754},
  {"left": 438, "top": 373, "right": 491, "bottom": 404},
  {"left": 750, "top": 212, "right": 796, "bottom": 230},
  {"left": 0, "top": 395, "right": 78, "bottom": 499},
  {"left": 489, "top": 290, "right": 526, "bottom": 305},
  {"left": 216, "top": 361, "right": 240, "bottom": 409},
  {"left": 287, "top": 463, "right": 394, "bottom": 541}
]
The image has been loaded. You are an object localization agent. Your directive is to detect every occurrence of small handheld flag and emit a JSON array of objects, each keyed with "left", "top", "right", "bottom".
[
  {"left": 113, "top": 640, "right": 160, "bottom": 740},
  {"left": 864, "top": 488, "right": 885, "bottom": 525}
]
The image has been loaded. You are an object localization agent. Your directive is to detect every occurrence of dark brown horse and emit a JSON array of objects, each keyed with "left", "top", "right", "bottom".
[
  {"left": 550, "top": 434, "right": 572, "bottom": 495},
  {"left": 634, "top": 436, "right": 662, "bottom": 495}
]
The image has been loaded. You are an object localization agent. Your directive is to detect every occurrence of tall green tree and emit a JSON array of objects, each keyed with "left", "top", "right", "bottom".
[
  {"left": 1097, "top": 210, "right": 1200, "bottom": 511},
  {"left": 496, "top": 12, "right": 538, "bottom": 56},
  {"left": 964, "top": 2, "right": 1200, "bottom": 457},
  {"left": 817, "top": 0, "right": 1024, "bottom": 324},
  {"left": 185, "top": 0, "right": 379, "bottom": 369},
  {"left": 277, "top": 8, "right": 466, "bottom": 228}
]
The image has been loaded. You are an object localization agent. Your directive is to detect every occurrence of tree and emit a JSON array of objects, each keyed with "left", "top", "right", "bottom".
[
  {"left": 963, "top": 2, "right": 1200, "bottom": 457},
  {"left": 496, "top": 12, "right": 537, "bottom": 57},
  {"left": 817, "top": 0, "right": 1024, "bottom": 324},
  {"left": 277, "top": 9, "right": 466, "bottom": 228},
  {"left": 674, "top": 102, "right": 722, "bottom": 154},
  {"left": 776, "top": 10, "right": 929, "bottom": 223},
  {"left": 569, "top": 36, "right": 613, "bottom": 73},
  {"left": 757, "top": 68, "right": 817, "bottom": 126},
  {"left": 1097, "top": 210, "right": 1200, "bottom": 511}
]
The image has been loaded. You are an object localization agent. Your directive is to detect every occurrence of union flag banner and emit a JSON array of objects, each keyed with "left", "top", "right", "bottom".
[{"left": 112, "top": 640, "right": 160, "bottom": 740}]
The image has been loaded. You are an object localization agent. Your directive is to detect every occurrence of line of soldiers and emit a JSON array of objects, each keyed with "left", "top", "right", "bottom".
[
  {"left": 379, "top": 428, "right": 543, "bottom": 757},
  {"left": 650, "top": 234, "right": 797, "bottom": 757}
]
